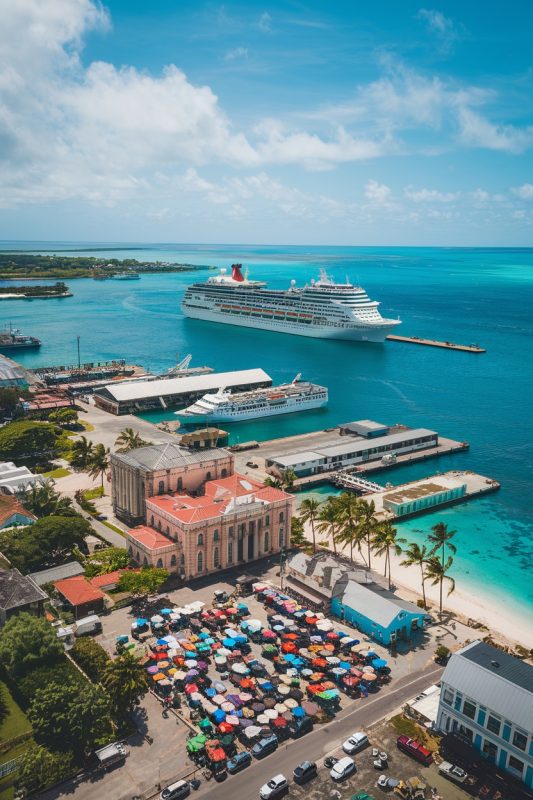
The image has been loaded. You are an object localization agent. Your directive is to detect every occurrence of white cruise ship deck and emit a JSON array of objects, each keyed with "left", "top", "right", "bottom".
[{"left": 182, "top": 265, "right": 401, "bottom": 342}]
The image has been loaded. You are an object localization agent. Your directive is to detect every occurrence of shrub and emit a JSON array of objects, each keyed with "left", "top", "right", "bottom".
[{"left": 71, "top": 638, "right": 110, "bottom": 682}]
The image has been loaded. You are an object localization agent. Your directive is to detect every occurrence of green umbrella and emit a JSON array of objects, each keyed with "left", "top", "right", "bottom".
[{"left": 186, "top": 734, "right": 208, "bottom": 753}]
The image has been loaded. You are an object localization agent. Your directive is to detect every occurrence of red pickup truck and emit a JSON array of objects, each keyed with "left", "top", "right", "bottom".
[{"left": 396, "top": 735, "right": 433, "bottom": 766}]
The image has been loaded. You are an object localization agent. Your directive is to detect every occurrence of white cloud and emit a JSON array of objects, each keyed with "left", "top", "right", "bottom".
[
  {"left": 512, "top": 183, "right": 533, "bottom": 199},
  {"left": 364, "top": 180, "right": 392, "bottom": 205},
  {"left": 417, "top": 8, "right": 462, "bottom": 53},
  {"left": 258, "top": 12, "right": 272, "bottom": 33},
  {"left": 457, "top": 108, "right": 533, "bottom": 154},
  {"left": 404, "top": 186, "right": 460, "bottom": 203},
  {"left": 224, "top": 47, "right": 248, "bottom": 61}
]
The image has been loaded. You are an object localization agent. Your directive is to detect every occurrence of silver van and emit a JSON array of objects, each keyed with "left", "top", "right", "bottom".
[{"left": 160, "top": 780, "right": 190, "bottom": 800}]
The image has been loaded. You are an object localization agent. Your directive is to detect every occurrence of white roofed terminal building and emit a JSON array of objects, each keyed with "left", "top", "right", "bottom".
[{"left": 94, "top": 368, "right": 272, "bottom": 414}]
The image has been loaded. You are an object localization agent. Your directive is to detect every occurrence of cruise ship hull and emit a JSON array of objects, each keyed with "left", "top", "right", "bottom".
[
  {"left": 183, "top": 306, "right": 396, "bottom": 343},
  {"left": 176, "top": 396, "right": 327, "bottom": 424}
]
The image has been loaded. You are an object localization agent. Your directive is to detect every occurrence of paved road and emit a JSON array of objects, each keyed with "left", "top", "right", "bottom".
[{"left": 196, "top": 663, "right": 444, "bottom": 800}]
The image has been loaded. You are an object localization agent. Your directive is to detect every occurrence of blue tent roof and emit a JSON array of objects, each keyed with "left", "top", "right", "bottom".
[{"left": 372, "top": 658, "right": 388, "bottom": 668}]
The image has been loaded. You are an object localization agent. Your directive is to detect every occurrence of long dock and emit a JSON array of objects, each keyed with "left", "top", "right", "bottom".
[{"left": 387, "top": 335, "right": 485, "bottom": 353}]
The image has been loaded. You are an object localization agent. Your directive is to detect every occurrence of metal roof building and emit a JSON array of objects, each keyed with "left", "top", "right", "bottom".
[
  {"left": 94, "top": 368, "right": 272, "bottom": 414},
  {"left": 112, "top": 442, "right": 231, "bottom": 472},
  {"left": 29, "top": 561, "right": 85, "bottom": 586},
  {"left": 437, "top": 640, "right": 533, "bottom": 788}
]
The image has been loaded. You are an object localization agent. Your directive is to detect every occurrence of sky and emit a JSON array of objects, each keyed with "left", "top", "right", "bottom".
[{"left": 0, "top": 0, "right": 532, "bottom": 246}]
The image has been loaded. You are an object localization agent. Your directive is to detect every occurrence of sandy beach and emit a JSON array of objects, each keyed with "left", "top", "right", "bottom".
[{"left": 300, "top": 520, "right": 533, "bottom": 650}]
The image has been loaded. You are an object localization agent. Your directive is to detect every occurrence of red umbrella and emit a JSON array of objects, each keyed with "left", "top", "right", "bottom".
[
  {"left": 185, "top": 683, "right": 199, "bottom": 694},
  {"left": 282, "top": 633, "right": 298, "bottom": 640},
  {"left": 217, "top": 722, "right": 234, "bottom": 733},
  {"left": 271, "top": 716, "right": 287, "bottom": 728},
  {"left": 326, "top": 631, "right": 339, "bottom": 639},
  {"left": 311, "top": 658, "right": 327, "bottom": 668},
  {"left": 281, "top": 642, "right": 297, "bottom": 654},
  {"left": 155, "top": 651, "right": 168, "bottom": 661},
  {"left": 350, "top": 667, "right": 363, "bottom": 677}
]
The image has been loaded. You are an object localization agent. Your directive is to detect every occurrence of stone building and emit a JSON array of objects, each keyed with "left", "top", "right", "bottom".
[
  {"left": 111, "top": 442, "right": 234, "bottom": 526},
  {"left": 126, "top": 473, "right": 293, "bottom": 580}
]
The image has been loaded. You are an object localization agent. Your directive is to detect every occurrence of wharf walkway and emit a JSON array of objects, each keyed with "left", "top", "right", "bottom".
[{"left": 387, "top": 334, "right": 486, "bottom": 353}]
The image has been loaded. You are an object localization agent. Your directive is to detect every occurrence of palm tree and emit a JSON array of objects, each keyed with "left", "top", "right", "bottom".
[
  {"left": 281, "top": 468, "right": 297, "bottom": 491},
  {"left": 115, "top": 428, "right": 150, "bottom": 453},
  {"left": 88, "top": 443, "right": 110, "bottom": 489},
  {"left": 264, "top": 475, "right": 283, "bottom": 489},
  {"left": 18, "top": 480, "right": 74, "bottom": 518},
  {"left": 317, "top": 497, "right": 341, "bottom": 555},
  {"left": 427, "top": 522, "right": 457, "bottom": 566},
  {"left": 101, "top": 650, "right": 148, "bottom": 713},
  {"left": 400, "top": 542, "right": 429, "bottom": 608},
  {"left": 335, "top": 492, "right": 365, "bottom": 565},
  {"left": 356, "top": 498, "right": 378, "bottom": 569},
  {"left": 371, "top": 521, "right": 405, "bottom": 589},
  {"left": 424, "top": 555, "right": 456, "bottom": 618},
  {"left": 70, "top": 435, "right": 94, "bottom": 469},
  {"left": 298, "top": 497, "right": 321, "bottom": 553}
]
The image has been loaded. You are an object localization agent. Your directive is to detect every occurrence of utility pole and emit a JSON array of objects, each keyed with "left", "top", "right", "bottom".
[{"left": 76, "top": 336, "right": 81, "bottom": 370}]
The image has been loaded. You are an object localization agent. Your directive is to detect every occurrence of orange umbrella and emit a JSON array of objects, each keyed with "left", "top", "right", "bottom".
[{"left": 152, "top": 672, "right": 165, "bottom": 681}]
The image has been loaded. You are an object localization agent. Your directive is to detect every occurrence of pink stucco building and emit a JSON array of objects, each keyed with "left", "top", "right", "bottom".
[{"left": 126, "top": 473, "right": 293, "bottom": 579}]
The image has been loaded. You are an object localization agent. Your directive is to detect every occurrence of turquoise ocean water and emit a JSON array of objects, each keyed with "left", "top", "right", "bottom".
[{"left": 1, "top": 242, "right": 532, "bottom": 622}]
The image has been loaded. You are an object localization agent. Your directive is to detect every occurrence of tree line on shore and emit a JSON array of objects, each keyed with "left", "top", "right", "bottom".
[
  {"left": 293, "top": 493, "right": 457, "bottom": 618},
  {"left": 0, "top": 253, "right": 209, "bottom": 279}
]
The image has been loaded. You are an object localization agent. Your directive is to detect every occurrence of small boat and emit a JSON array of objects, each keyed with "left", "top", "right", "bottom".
[{"left": 111, "top": 272, "right": 140, "bottom": 280}]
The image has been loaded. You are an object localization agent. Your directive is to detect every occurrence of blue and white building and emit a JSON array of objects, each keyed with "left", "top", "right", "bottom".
[{"left": 437, "top": 640, "right": 533, "bottom": 789}]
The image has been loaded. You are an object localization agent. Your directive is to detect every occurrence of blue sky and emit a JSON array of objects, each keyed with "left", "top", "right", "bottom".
[{"left": 0, "top": 0, "right": 532, "bottom": 245}]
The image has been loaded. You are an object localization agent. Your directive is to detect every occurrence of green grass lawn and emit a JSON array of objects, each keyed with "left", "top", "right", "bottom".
[
  {"left": 101, "top": 521, "right": 125, "bottom": 536},
  {"left": 0, "top": 681, "right": 31, "bottom": 743},
  {"left": 42, "top": 466, "right": 71, "bottom": 479},
  {"left": 83, "top": 486, "right": 104, "bottom": 500}
]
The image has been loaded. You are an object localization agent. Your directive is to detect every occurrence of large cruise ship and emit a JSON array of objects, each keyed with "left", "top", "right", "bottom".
[
  {"left": 182, "top": 265, "right": 400, "bottom": 342},
  {"left": 175, "top": 375, "right": 328, "bottom": 423}
]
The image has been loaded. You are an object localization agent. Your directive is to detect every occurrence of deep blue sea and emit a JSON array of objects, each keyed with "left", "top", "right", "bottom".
[{"left": 1, "top": 242, "right": 532, "bottom": 623}]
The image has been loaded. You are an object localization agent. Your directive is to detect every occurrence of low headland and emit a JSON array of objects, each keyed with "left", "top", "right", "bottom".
[
  {"left": 0, "top": 253, "right": 212, "bottom": 279},
  {"left": 0, "top": 280, "right": 72, "bottom": 299}
]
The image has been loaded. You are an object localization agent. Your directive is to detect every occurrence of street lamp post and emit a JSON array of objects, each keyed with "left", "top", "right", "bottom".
[{"left": 279, "top": 546, "right": 285, "bottom": 590}]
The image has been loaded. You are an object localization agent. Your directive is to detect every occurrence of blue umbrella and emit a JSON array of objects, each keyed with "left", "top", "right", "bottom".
[
  {"left": 199, "top": 632, "right": 209, "bottom": 640},
  {"left": 160, "top": 608, "right": 172, "bottom": 615},
  {"left": 213, "top": 709, "right": 226, "bottom": 723},
  {"left": 260, "top": 682, "right": 274, "bottom": 692},
  {"left": 339, "top": 661, "right": 351, "bottom": 670},
  {"left": 372, "top": 658, "right": 388, "bottom": 668},
  {"left": 205, "top": 688, "right": 216, "bottom": 697},
  {"left": 157, "top": 638, "right": 169, "bottom": 645},
  {"left": 223, "top": 638, "right": 236, "bottom": 648},
  {"left": 135, "top": 618, "right": 148, "bottom": 626},
  {"left": 292, "top": 707, "right": 305, "bottom": 717}
]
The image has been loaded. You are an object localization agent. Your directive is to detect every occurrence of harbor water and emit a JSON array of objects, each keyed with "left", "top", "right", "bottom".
[{"left": 1, "top": 242, "right": 532, "bottom": 624}]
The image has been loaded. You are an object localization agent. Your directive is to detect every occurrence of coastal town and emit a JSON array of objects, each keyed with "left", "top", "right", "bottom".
[
  {"left": 1, "top": 2, "right": 532, "bottom": 800},
  {"left": 0, "top": 336, "right": 531, "bottom": 800}
]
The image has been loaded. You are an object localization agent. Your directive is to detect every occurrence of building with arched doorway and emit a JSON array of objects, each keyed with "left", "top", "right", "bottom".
[{"left": 125, "top": 473, "right": 293, "bottom": 580}]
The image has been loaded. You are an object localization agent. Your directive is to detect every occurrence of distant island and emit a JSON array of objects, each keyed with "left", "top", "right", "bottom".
[
  {"left": 0, "top": 281, "right": 72, "bottom": 299},
  {"left": 0, "top": 253, "right": 213, "bottom": 279}
]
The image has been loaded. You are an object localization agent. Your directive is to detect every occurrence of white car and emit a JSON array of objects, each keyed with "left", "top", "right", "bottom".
[
  {"left": 259, "top": 774, "right": 289, "bottom": 799},
  {"left": 342, "top": 731, "right": 369, "bottom": 755},
  {"left": 330, "top": 756, "right": 356, "bottom": 781}
]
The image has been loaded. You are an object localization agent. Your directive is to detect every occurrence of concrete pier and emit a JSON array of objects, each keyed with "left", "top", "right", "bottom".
[{"left": 387, "top": 334, "right": 486, "bottom": 353}]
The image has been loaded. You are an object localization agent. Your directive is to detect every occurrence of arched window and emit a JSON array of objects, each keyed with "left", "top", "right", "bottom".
[
  {"left": 180, "top": 553, "right": 185, "bottom": 566},
  {"left": 166, "top": 526, "right": 170, "bottom": 535},
  {"left": 265, "top": 515, "right": 270, "bottom": 526},
  {"left": 136, "top": 550, "right": 140, "bottom": 562},
  {"left": 227, "top": 541, "right": 233, "bottom": 564},
  {"left": 264, "top": 531, "right": 269, "bottom": 552},
  {"left": 197, "top": 533, "right": 204, "bottom": 546},
  {"left": 197, "top": 551, "right": 203, "bottom": 573},
  {"left": 221, "top": 468, "right": 227, "bottom": 478},
  {"left": 213, "top": 547, "right": 220, "bottom": 568},
  {"left": 206, "top": 471, "right": 212, "bottom": 481},
  {"left": 279, "top": 511, "right": 284, "bottom": 523},
  {"left": 278, "top": 528, "right": 284, "bottom": 547},
  {"left": 157, "top": 520, "right": 162, "bottom": 531},
  {"left": 228, "top": 526, "right": 234, "bottom": 539},
  {"left": 156, "top": 558, "right": 163, "bottom": 569},
  {"left": 150, "top": 515, "right": 154, "bottom": 526},
  {"left": 143, "top": 556, "right": 148, "bottom": 566},
  {"left": 177, "top": 477, "right": 183, "bottom": 491},
  {"left": 213, "top": 529, "right": 219, "bottom": 542},
  {"left": 128, "top": 545, "right": 133, "bottom": 555},
  {"left": 158, "top": 480, "right": 165, "bottom": 494},
  {"left": 170, "top": 554, "right": 177, "bottom": 567}
]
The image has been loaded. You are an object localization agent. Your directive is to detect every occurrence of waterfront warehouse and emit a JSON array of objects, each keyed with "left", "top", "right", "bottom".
[{"left": 93, "top": 368, "right": 272, "bottom": 414}]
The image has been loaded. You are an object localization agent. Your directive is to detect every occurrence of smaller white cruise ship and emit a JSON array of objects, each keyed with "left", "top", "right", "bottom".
[{"left": 175, "top": 375, "right": 328, "bottom": 423}]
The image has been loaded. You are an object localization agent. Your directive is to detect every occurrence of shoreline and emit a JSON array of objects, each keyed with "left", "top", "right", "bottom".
[{"left": 300, "top": 520, "right": 533, "bottom": 650}]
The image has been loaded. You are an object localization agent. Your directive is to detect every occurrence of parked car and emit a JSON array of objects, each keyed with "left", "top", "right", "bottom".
[
  {"left": 396, "top": 735, "right": 433, "bottom": 766},
  {"left": 252, "top": 735, "right": 278, "bottom": 759},
  {"left": 259, "top": 774, "right": 289, "bottom": 799},
  {"left": 342, "top": 731, "right": 369, "bottom": 755},
  {"left": 227, "top": 752, "right": 252, "bottom": 774},
  {"left": 438, "top": 761, "right": 468, "bottom": 784},
  {"left": 293, "top": 761, "right": 317, "bottom": 784},
  {"left": 377, "top": 775, "right": 400, "bottom": 790},
  {"left": 330, "top": 756, "right": 356, "bottom": 781},
  {"left": 160, "top": 780, "right": 190, "bottom": 800},
  {"left": 288, "top": 716, "right": 313, "bottom": 738}
]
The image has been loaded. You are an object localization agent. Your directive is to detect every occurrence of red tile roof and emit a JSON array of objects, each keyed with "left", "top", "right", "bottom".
[
  {"left": 146, "top": 473, "right": 291, "bottom": 525},
  {"left": 127, "top": 525, "right": 174, "bottom": 550},
  {"left": 0, "top": 494, "right": 35, "bottom": 527},
  {"left": 54, "top": 575, "right": 104, "bottom": 606},
  {"left": 89, "top": 570, "right": 123, "bottom": 589}
]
